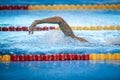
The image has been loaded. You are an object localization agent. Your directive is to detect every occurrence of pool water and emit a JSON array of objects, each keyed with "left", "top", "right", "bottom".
[
  {"left": 0, "top": 0, "right": 120, "bottom": 79},
  {"left": 0, "top": 10, "right": 120, "bottom": 54},
  {"left": 0, "top": 31, "right": 120, "bottom": 54},
  {"left": 0, "top": 0, "right": 120, "bottom": 5},
  {"left": 0, "top": 9, "right": 120, "bottom": 80},
  {"left": 0, "top": 61, "right": 120, "bottom": 80}
]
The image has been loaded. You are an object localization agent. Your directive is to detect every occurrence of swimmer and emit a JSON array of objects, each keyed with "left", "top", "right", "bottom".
[{"left": 29, "top": 16, "right": 88, "bottom": 42}]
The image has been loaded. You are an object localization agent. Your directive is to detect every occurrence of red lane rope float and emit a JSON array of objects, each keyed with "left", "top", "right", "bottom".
[
  {"left": 11, "top": 54, "right": 19, "bottom": 61},
  {"left": 74, "top": 54, "right": 81, "bottom": 60},
  {"left": 9, "top": 26, "right": 15, "bottom": 31},
  {"left": 0, "top": 5, "right": 28, "bottom": 10},
  {"left": 1, "top": 53, "right": 120, "bottom": 62},
  {"left": 27, "top": 54, "right": 34, "bottom": 61},
  {"left": 35, "top": 54, "right": 42, "bottom": 61},
  {"left": 66, "top": 53, "right": 74, "bottom": 60},
  {"left": 43, "top": 54, "right": 51, "bottom": 61},
  {"left": 0, "top": 26, "right": 56, "bottom": 31},
  {"left": 81, "top": 54, "right": 89, "bottom": 60},
  {"left": 1, "top": 27, "right": 9, "bottom": 31},
  {"left": 51, "top": 54, "right": 59, "bottom": 61},
  {"left": 19, "top": 54, "right": 27, "bottom": 61},
  {"left": 59, "top": 54, "right": 65, "bottom": 61}
]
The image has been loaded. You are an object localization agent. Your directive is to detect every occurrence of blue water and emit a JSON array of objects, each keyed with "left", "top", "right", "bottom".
[
  {"left": 0, "top": 61, "right": 120, "bottom": 80},
  {"left": 0, "top": 10, "right": 120, "bottom": 80},
  {"left": 0, "top": 10, "right": 120, "bottom": 54},
  {"left": 0, "top": 0, "right": 120, "bottom": 5},
  {"left": 0, "top": 0, "right": 120, "bottom": 80},
  {"left": 0, "top": 10, "right": 120, "bottom": 26}
]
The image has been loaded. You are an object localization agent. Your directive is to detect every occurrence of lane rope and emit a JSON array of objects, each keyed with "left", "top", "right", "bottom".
[
  {"left": 28, "top": 4, "right": 120, "bottom": 10},
  {"left": 56, "top": 26, "right": 120, "bottom": 30},
  {"left": 0, "top": 53, "right": 120, "bottom": 62},
  {"left": 0, "top": 26, "right": 55, "bottom": 31},
  {"left": 0, "top": 26, "right": 119, "bottom": 31},
  {"left": 0, "top": 4, "right": 120, "bottom": 10}
]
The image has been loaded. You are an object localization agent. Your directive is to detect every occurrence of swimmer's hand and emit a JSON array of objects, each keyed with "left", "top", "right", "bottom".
[
  {"left": 29, "top": 21, "right": 37, "bottom": 35},
  {"left": 73, "top": 36, "right": 88, "bottom": 42}
]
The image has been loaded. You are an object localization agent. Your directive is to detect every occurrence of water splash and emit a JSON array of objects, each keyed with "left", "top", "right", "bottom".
[{"left": 0, "top": 30, "right": 120, "bottom": 54}]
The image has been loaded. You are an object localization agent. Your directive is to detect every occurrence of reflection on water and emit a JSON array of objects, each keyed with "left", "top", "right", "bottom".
[{"left": 1, "top": 60, "right": 120, "bottom": 68}]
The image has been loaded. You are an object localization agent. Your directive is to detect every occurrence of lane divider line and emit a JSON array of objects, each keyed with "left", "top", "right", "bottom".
[
  {"left": 0, "top": 4, "right": 120, "bottom": 10},
  {"left": 0, "top": 53, "right": 120, "bottom": 62},
  {"left": 28, "top": 4, "right": 120, "bottom": 10},
  {"left": 0, "top": 26, "right": 119, "bottom": 31},
  {"left": 0, "top": 5, "right": 28, "bottom": 10},
  {"left": 0, "top": 26, "right": 55, "bottom": 31},
  {"left": 56, "top": 26, "right": 120, "bottom": 30}
]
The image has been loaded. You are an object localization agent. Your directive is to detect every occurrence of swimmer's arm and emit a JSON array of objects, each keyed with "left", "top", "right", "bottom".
[
  {"left": 29, "top": 17, "right": 62, "bottom": 34},
  {"left": 29, "top": 17, "right": 88, "bottom": 42},
  {"left": 29, "top": 16, "right": 73, "bottom": 35}
]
